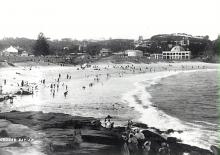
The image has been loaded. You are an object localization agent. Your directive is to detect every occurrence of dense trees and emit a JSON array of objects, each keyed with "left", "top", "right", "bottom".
[
  {"left": 0, "top": 33, "right": 219, "bottom": 59},
  {"left": 0, "top": 37, "right": 35, "bottom": 52},
  {"left": 85, "top": 42, "right": 102, "bottom": 56},
  {"left": 33, "top": 33, "right": 50, "bottom": 56},
  {"left": 104, "top": 39, "right": 134, "bottom": 52},
  {"left": 213, "top": 36, "right": 220, "bottom": 55}
]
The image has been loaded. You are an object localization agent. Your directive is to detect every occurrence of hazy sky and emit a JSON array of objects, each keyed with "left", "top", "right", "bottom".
[{"left": 0, "top": 0, "right": 219, "bottom": 40}]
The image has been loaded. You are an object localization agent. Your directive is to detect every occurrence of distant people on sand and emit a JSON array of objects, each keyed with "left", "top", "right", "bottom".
[
  {"left": 64, "top": 91, "right": 68, "bottom": 98},
  {"left": 9, "top": 93, "right": 13, "bottom": 104},
  {"left": 89, "top": 83, "right": 93, "bottom": 87},
  {"left": 21, "top": 80, "right": 24, "bottom": 87},
  {"left": 52, "top": 90, "right": 55, "bottom": 98}
]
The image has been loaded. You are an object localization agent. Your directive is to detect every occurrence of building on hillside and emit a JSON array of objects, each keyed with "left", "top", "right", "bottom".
[
  {"left": 125, "top": 50, "right": 143, "bottom": 57},
  {"left": 63, "top": 47, "right": 70, "bottom": 50},
  {"left": 2, "top": 46, "right": 18, "bottom": 56},
  {"left": 99, "top": 48, "right": 112, "bottom": 57},
  {"left": 135, "top": 39, "right": 154, "bottom": 48},
  {"left": 162, "top": 46, "right": 191, "bottom": 60},
  {"left": 150, "top": 53, "right": 163, "bottom": 60},
  {"left": 112, "top": 51, "right": 126, "bottom": 58},
  {"left": 138, "top": 36, "right": 143, "bottom": 42},
  {"left": 20, "top": 51, "right": 29, "bottom": 57}
]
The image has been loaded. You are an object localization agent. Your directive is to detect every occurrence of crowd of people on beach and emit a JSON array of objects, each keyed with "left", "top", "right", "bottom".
[
  {"left": 0, "top": 63, "right": 209, "bottom": 107},
  {"left": 47, "top": 73, "right": 72, "bottom": 98}
]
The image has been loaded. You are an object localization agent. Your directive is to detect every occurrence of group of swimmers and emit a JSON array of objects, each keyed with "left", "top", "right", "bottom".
[{"left": 48, "top": 73, "right": 70, "bottom": 98}]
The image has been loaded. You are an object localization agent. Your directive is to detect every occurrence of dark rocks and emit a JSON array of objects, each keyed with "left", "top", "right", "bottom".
[
  {"left": 0, "top": 111, "right": 102, "bottom": 130},
  {"left": 0, "top": 111, "right": 118, "bottom": 155},
  {"left": 142, "top": 129, "right": 166, "bottom": 142},
  {"left": 0, "top": 111, "right": 216, "bottom": 155},
  {"left": 167, "top": 137, "right": 181, "bottom": 143},
  {"left": 7, "top": 142, "right": 22, "bottom": 147},
  {"left": 81, "top": 129, "right": 123, "bottom": 146},
  {"left": 0, "top": 130, "right": 9, "bottom": 137},
  {"left": 132, "top": 122, "right": 148, "bottom": 129}
]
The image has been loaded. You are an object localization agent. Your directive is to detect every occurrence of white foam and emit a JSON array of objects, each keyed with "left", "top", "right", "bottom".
[{"left": 121, "top": 69, "right": 219, "bottom": 150}]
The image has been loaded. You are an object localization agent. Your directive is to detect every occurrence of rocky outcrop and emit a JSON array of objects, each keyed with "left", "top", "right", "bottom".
[
  {"left": 0, "top": 111, "right": 216, "bottom": 155},
  {"left": 0, "top": 111, "right": 123, "bottom": 155}
]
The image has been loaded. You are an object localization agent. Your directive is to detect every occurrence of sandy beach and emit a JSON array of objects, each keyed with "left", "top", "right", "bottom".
[
  {"left": 0, "top": 61, "right": 218, "bottom": 123},
  {"left": 0, "top": 61, "right": 219, "bottom": 155}
]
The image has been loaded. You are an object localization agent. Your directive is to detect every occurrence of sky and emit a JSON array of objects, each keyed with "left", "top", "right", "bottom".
[{"left": 0, "top": 0, "right": 219, "bottom": 40}]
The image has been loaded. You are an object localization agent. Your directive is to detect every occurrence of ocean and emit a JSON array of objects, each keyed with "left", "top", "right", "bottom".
[{"left": 125, "top": 69, "right": 219, "bottom": 150}]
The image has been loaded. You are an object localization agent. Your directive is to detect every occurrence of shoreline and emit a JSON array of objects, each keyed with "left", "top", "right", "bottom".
[
  {"left": 121, "top": 68, "right": 219, "bottom": 149},
  {"left": 0, "top": 61, "right": 219, "bottom": 154}
]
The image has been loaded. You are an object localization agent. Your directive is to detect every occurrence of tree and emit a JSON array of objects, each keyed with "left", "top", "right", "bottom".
[
  {"left": 33, "top": 33, "right": 50, "bottom": 56},
  {"left": 85, "top": 42, "right": 102, "bottom": 56},
  {"left": 216, "top": 35, "right": 220, "bottom": 55}
]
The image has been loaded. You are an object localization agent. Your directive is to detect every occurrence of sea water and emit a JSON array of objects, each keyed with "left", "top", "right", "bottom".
[{"left": 123, "top": 69, "right": 219, "bottom": 150}]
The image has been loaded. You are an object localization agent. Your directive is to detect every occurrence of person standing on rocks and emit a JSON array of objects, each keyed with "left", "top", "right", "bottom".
[
  {"left": 9, "top": 93, "right": 13, "bottom": 104},
  {"left": 122, "top": 133, "right": 130, "bottom": 155},
  {"left": 104, "top": 115, "right": 114, "bottom": 129},
  {"left": 142, "top": 141, "right": 151, "bottom": 155},
  {"left": 134, "top": 128, "right": 145, "bottom": 149},
  {"left": 128, "top": 133, "right": 138, "bottom": 155},
  {"left": 127, "top": 120, "right": 133, "bottom": 130}
]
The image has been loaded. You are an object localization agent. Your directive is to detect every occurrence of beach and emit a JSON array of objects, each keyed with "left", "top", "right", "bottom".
[{"left": 0, "top": 61, "right": 219, "bottom": 154}]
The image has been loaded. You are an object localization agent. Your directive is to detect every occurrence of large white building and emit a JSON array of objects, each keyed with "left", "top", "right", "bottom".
[
  {"left": 150, "top": 53, "right": 163, "bottom": 60},
  {"left": 162, "top": 46, "right": 191, "bottom": 60}
]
